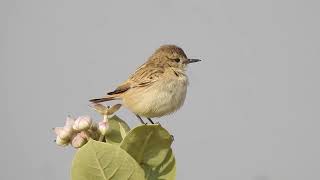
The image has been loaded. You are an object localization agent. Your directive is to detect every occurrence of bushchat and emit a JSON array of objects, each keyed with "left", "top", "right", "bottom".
[{"left": 90, "top": 45, "right": 201, "bottom": 124}]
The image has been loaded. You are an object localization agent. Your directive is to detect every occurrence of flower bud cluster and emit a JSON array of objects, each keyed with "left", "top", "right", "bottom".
[
  {"left": 53, "top": 115, "right": 109, "bottom": 148},
  {"left": 53, "top": 104, "right": 119, "bottom": 148}
]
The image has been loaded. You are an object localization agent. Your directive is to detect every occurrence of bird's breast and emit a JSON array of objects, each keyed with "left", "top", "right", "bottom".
[{"left": 123, "top": 76, "right": 188, "bottom": 118}]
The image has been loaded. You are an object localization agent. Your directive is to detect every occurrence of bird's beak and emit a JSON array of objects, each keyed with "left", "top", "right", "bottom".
[{"left": 187, "top": 58, "right": 202, "bottom": 64}]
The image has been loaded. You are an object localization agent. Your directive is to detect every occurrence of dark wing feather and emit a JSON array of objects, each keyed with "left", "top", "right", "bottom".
[{"left": 107, "top": 83, "right": 131, "bottom": 95}]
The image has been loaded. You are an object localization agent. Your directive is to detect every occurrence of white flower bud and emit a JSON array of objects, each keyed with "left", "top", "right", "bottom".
[
  {"left": 59, "top": 127, "right": 73, "bottom": 140},
  {"left": 73, "top": 116, "right": 92, "bottom": 131},
  {"left": 56, "top": 136, "right": 69, "bottom": 147},
  {"left": 71, "top": 131, "right": 89, "bottom": 148},
  {"left": 65, "top": 116, "right": 75, "bottom": 128},
  {"left": 98, "top": 121, "right": 109, "bottom": 135},
  {"left": 53, "top": 126, "right": 73, "bottom": 141},
  {"left": 53, "top": 127, "right": 63, "bottom": 136}
]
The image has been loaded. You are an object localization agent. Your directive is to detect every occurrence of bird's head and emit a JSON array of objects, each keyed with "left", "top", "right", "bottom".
[{"left": 150, "top": 45, "right": 201, "bottom": 70}]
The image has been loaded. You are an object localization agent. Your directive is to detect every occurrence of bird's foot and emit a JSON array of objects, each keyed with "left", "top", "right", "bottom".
[{"left": 170, "top": 135, "right": 174, "bottom": 141}]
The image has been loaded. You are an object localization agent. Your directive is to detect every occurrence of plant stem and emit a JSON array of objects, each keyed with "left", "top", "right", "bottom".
[
  {"left": 98, "top": 115, "right": 108, "bottom": 142},
  {"left": 103, "top": 115, "right": 108, "bottom": 122},
  {"left": 98, "top": 134, "right": 105, "bottom": 142}
]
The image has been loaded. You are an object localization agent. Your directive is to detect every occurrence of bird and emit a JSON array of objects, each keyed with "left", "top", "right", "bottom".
[{"left": 90, "top": 45, "right": 201, "bottom": 124}]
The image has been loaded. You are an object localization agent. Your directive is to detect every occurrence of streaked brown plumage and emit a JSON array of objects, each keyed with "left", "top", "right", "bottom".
[{"left": 90, "top": 45, "right": 201, "bottom": 124}]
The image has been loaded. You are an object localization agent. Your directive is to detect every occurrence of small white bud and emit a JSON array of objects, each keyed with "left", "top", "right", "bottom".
[
  {"left": 56, "top": 136, "right": 69, "bottom": 147},
  {"left": 71, "top": 131, "right": 89, "bottom": 148},
  {"left": 53, "top": 127, "right": 63, "bottom": 136},
  {"left": 65, "top": 116, "right": 75, "bottom": 128},
  {"left": 98, "top": 121, "right": 109, "bottom": 135},
  {"left": 58, "top": 127, "right": 73, "bottom": 140},
  {"left": 53, "top": 126, "right": 73, "bottom": 141},
  {"left": 73, "top": 116, "right": 92, "bottom": 131}
]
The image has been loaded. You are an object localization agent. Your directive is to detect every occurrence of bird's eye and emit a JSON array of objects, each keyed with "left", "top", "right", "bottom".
[{"left": 173, "top": 58, "right": 180, "bottom": 63}]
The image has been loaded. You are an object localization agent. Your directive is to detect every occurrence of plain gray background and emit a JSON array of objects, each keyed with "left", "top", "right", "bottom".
[{"left": 1, "top": 0, "right": 319, "bottom": 179}]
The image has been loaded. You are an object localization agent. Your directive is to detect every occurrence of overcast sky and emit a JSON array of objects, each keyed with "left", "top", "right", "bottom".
[{"left": 1, "top": 0, "right": 320, "bottom": 179}]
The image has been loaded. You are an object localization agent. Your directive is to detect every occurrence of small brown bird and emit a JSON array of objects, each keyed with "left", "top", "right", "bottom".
[{"left": 90, "top": 45, "right": 201, "bottom": 124}]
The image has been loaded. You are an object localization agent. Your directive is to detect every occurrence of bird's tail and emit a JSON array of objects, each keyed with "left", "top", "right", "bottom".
[{"left": 89, "top": 97, "right": 116, "bottom": 103}]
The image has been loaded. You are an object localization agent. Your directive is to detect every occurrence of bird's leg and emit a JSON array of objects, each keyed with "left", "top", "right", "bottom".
[
  {"left": 136, "top": 114, "right": 147, "bottom": 125},
  {"left": 147, "top": 118, "right": 155, "bottom": 124}
]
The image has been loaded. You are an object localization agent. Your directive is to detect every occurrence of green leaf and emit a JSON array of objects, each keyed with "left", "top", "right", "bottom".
[
  {"left": 105, "top": 115, "right": 131, "bottom": 145},
  {"left": 143, "top": 149, "right": 176, "bottom": 180},
  {"left": 119, "top": 124, "right": 127, "bottom": 139},
  {"left": 120, "top": 124, "right": 176, "bottom": 180},
  {"left": 71, "top": 140, "right": 145, "bottom": 180}
]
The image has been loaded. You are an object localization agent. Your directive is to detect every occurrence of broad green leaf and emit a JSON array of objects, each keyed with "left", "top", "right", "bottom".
[
  {"left": 120, "top": 124, "right": 173, "bottom": 165},
  {"left": 119, "top": 124, "right": 127, "bottom": 139},
  {"left": 120, "top": 124, "right": 176, "bottom": 180},
  {"left": 71, "top": 140, "right": 145, "bottom": 180},
  {"left": 143, "top": 149, "right": 176, "bottom": 180},
  {"left": 105, "top": 115, "right": 131, "bottom": 144}
]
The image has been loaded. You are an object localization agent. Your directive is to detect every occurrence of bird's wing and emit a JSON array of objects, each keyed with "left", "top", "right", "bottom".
[
  {"left": 130, "top": 66, "right": 164, "bottom": 86},
  {"left": 107, "top": 65, "right": 164, "bottom": 95}
]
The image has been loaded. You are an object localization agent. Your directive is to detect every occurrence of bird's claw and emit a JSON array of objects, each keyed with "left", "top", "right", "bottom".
[{"left": 170, "top": 135, "right": 174, "bottom": 141}]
